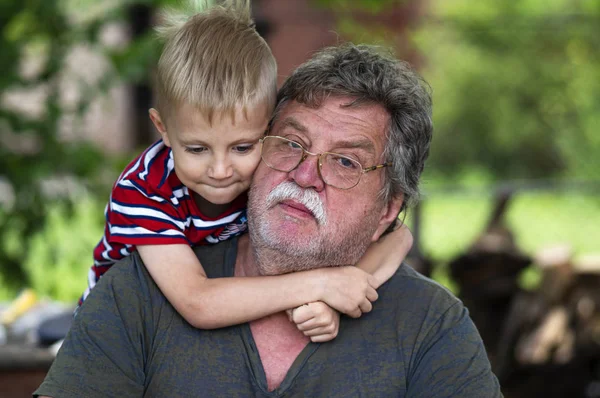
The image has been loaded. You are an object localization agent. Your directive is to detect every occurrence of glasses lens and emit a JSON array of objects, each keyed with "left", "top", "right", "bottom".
[
  {"left": 321, "top": 153, "right": 362, "bottom": 189},
  {"left": 262, "top": 137, "right": 303, "bottom": 172}
]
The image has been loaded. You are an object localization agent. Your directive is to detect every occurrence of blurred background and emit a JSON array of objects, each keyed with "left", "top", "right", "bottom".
[{"left": 0, "top": 0, "right": 598, "bottom": 397}]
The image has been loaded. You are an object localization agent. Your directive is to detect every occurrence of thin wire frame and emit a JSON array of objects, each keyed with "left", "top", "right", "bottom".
[{"left": 259, "top": 136, "right": 392, "bottom": 190}]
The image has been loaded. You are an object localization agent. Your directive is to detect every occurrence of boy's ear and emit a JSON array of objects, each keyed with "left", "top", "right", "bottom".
[
  {"left": 148, "top": 108, "right": 171, "bottom": 147},
  {"left": 371, "top": 194, "right": 404, "bottom": 242}
]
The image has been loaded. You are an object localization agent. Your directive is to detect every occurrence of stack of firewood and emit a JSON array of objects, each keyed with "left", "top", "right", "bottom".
[{"left": 448, "top": 191, "right": 600, "bottom": 397}]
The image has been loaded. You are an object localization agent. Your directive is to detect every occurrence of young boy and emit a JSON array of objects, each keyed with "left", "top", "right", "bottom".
[{"left": 80, "top": 0, "right": 413, "bottom": 342}]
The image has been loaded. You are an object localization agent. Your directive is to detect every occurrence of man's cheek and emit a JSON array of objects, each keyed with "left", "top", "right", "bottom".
[
  {"left": 345, "top": 196, "right": 371, "bottom": 218},
  {"left": 250, "top": 177, "right": 275, "bottom": 210},
  {"left": 254, "top": 160, "right": 273, "bottom": 176},
  {"left": 258, "top": 169, "right": 287, "bottom": 192}
]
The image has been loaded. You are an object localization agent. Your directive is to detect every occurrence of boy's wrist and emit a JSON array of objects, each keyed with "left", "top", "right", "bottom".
[{"left": 308, "top": 268, "right": 328, "bottom": 302}]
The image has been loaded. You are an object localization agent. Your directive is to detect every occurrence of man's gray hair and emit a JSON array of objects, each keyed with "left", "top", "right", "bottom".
[{"left": 272, "top": 43, "right": 433, "bottom": 210}]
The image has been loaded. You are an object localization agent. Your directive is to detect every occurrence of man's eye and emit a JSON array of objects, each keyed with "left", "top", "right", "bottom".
[
  {"left": 335, "top": 155, "right": 359, "bottom": 169},
  {"left": 287, "top": 141, "right": 302, "bottom": 150},
  {"left": 234, "top": 144, "right": 254, "bottom": 153},
  {"left": 185, "top": 146, "right": 207, "bottom": 154}
]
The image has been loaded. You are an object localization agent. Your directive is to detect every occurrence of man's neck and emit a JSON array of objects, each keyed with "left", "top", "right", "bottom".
[
  {"left": 234, "top": 235, "right": 261, "bottom": 277},
  {"left": 235, "top": 235, "right": 310, "bottom": 392}
]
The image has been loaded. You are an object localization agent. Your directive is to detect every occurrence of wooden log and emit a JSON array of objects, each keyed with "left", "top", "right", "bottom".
[
  {"left": 534, "top": 245, "right": 574, "bottom": 304},
  {"left": 573, "top": 254, "right": 600, "bottom": 275},
  {"left": 515, "top": 306, "right": 570, "bottom": 365}
]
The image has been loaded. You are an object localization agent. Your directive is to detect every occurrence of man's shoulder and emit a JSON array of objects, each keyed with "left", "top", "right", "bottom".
[
  {"left": 192, "top": 238, "right": 238, "bottom": 278},
  {"left": 98, "top": 252, "right": 157, "bottom": 297},
  {"left": 377, "top": 264, "right": 502, "bottom": 397},
  {"left": 380, "top": 262, "right": 462, "bottom": 320},
  {"left": 395, "top": 262, "right": 458, "bottom": 300},
  {"left": 99, "top": 239, "right": 237, "bottom": 289}
]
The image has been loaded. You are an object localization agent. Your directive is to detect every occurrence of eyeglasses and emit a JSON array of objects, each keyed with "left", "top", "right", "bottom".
[{"left": 259, "top": 135, "right": 392, "bottom": 190}]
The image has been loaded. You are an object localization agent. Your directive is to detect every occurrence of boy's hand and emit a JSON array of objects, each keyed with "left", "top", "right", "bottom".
[
  {"left": 287, "top": 302, "right": 340, "bottom": 343},
  {"left": 318, "top": 266, "right": 378, "bottom": 318}
]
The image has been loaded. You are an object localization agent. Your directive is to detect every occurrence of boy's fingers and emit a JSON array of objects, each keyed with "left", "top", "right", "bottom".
[
  {"left": 291, "top": 304, "right": 314, "bottom": 324},
  {"left": 296, "top": 315, "right": 333, "bottom": 331},
  {"left": 302, "top": 324, "right": 337, "bottom": 337},
  {"left": 367, "top": 275, "right": 379, "bottom": 290},
  {"left": 296, "top": 318, "right": 318, "bottom": 331},
  {"left": 310, "top": 333, "right": 336, "bottom": 343},
  {"left": 346, "top": 307, "right": 362, "bottom": 318},
  {"left": 366, "top": 287, "right": 378, "bottom": 302},
  {"left": 285, "top": 309, "right": 294, "bottom": 322},
  {"left": 358, "top": 299, "right": 372, "bottom": 314}
]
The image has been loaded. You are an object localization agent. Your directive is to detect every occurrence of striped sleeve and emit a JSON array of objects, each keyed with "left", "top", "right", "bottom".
[{"left": 107, "top": 183, "right": 189, "bottom": 246}]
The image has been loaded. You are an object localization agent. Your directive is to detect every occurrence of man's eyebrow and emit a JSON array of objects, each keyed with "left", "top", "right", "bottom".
[
  {"left": 278, "top": 116, "right": 376, "bottom": 156},
  {"left": 278, "top": 117, "right": 308, "bottom": 133},
  {"left": 334, "top": 138, "right": 376, "bottom": 156}
]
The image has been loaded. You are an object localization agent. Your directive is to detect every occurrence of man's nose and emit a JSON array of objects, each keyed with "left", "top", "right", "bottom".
[
  {"left": 288, "top": 154, "right": 325, "bottom": 191},
  {"left": 208, "top": 156, "right": 233, "bottom": 179}
]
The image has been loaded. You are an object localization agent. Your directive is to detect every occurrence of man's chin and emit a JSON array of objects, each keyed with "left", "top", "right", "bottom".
[
  {"left": 254, "top": 220, "right": 317, "bottom": 252},
  {"left": 272, "top": 215, "right": 320, "bottom": 240}
]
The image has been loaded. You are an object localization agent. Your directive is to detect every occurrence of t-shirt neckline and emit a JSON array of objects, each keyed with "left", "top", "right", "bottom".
[{"left": 223, "top": 238, "right": 322, "bottom": 396}]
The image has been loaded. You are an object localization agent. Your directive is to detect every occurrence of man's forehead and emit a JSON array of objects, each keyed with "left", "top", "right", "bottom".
[
  {"left": 273, "top": 98, "right": 389, "bottom": 152},
  {"left": 279, "top": 97, "right": 388, "bottom": 124},
  {"left": 276, "top": 115, "right": 376, "bottom": 155},
  {"left": 277, "top": 117, "right": 307, "bottom": 133}
]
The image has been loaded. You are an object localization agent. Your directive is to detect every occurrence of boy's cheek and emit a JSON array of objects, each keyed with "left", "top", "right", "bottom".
[{"left": 247, "top": 151, "right": 263, "bottom": 173}]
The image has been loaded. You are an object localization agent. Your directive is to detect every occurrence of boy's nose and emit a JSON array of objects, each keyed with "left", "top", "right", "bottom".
[{"left": 208, "top": 158, "right": 233, "bottom": 180}]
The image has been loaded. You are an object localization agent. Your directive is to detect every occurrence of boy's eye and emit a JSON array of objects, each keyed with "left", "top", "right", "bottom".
[
  {"left": 233, "top": 144, "right": 254, "bottom": 153},
  {"left": 185, "top": 146, "right": 207, "bottom": 154}
]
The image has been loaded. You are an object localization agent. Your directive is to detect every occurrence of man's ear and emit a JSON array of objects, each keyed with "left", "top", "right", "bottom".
[
  {"left": 371, "top": 194, "right": 404, "bottom": 242},
  {"left": 149, "top": 108, "right": 171, "bottom": 147}
]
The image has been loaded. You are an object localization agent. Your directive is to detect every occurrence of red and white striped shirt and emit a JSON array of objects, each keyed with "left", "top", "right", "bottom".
[{"left": 81, "top": 139, "right": 248, "bottom": 303}]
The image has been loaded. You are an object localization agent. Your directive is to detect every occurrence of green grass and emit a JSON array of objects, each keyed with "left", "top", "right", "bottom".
[
  {"left": 0, "top": 192, "right": 598, "bottom": 302},
  {"left": 413, "top": 192, "right": 599, "bottom": 261},
  {"left": 508, "top": 193, "right": 599, "bottom": 256},
  {"left": 407, "top": 192, "right": 600, "bottom": 292}
]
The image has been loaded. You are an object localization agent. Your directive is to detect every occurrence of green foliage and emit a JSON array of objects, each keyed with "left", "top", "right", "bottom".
[
  {"left": 316, "top": 0, "right": 600, "bottom": 181},
  {"left": 413, "top": 0, "right": 600, "bottom": 180},
  {"left": 0, "top": 0, "right": 174, "bottom": 291},
  {"left": 0, "top": 0, "right": 225, "bottom": 294},
  {"left": 313, "top": 0, "right": 402, "bottom": 14},
  {"left": 0, "top": 0, "right": 106, "bottom": 288},
  {"left": 313, "top": 0, "right": 409, "bottom": 45},
  {"left": 21, "top": 198, "right": 105, "bottom": 302}
]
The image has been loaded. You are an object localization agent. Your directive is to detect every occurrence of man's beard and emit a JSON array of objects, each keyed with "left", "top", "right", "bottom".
[{"left": 247, "top": 180, "right": 383, "bottom": 276}]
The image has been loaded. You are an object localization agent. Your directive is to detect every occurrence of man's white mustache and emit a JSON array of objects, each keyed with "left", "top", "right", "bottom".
[{"left": 266, "top": 181, "right": 327, "bottom": 225}]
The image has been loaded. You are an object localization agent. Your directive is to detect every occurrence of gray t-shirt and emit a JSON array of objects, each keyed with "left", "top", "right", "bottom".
[{"left": 35, "top": 238, "right": 502, "bottom": 397}]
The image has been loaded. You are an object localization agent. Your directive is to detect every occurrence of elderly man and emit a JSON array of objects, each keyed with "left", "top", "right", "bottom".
[{"left": 35, "top": 44, "right": 501, "bottom": 397}]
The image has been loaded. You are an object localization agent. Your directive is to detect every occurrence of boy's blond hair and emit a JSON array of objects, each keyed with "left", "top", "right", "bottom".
[{"left": 155, "top": 0, "right": 277, "bottom": 123}]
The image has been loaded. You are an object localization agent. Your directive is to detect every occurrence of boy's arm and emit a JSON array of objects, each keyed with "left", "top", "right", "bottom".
[
  {"left": 355, "top": 224, "right": 413, "bottom": 288},
  {"left": 137, "top": 244, "right": 378, "bottom": 329}
]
